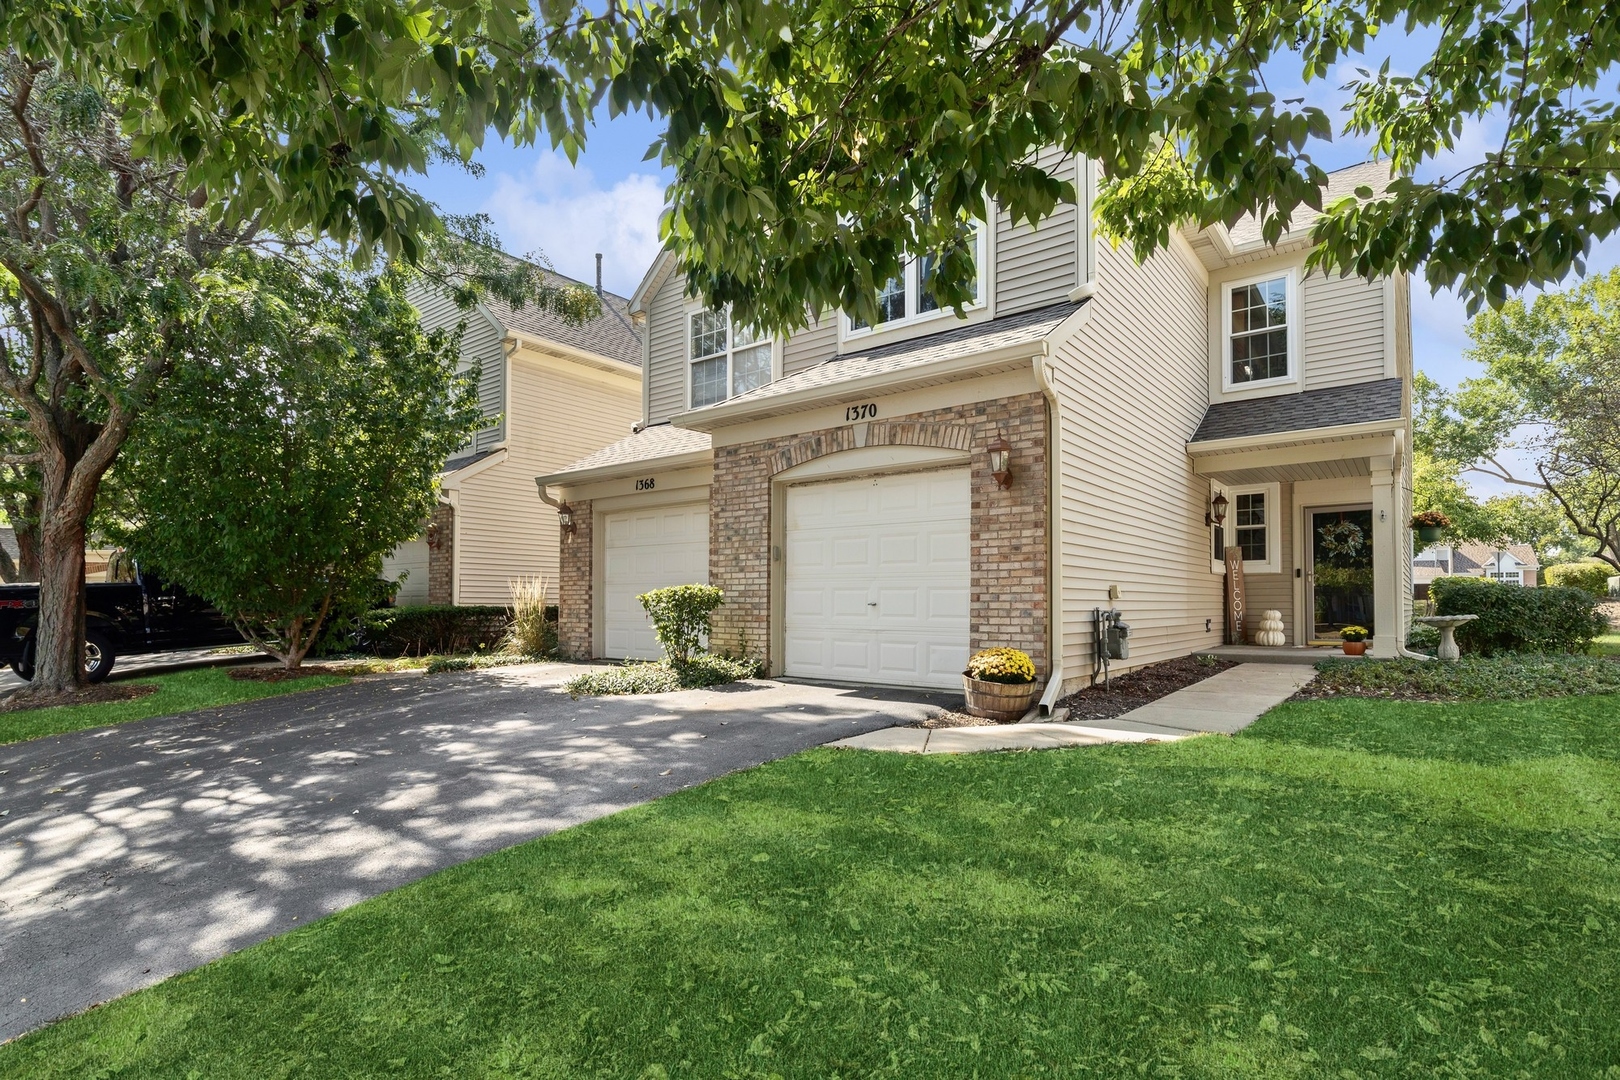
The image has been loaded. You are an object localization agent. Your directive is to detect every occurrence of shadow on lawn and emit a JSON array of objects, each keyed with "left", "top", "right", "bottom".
[{"left": 0, "top": 670, "right": 941, "bottom": 1040}]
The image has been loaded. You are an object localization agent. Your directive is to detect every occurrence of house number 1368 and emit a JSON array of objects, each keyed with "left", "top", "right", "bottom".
[{"left": 845, "top": 403, "right": 877, "bottom": 421}]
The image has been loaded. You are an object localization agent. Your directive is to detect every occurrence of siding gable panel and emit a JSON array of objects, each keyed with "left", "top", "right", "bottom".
[
  {"left": 1302, "top": 272, "right": 1386, "bottom": 390},
  {"left": 646, "top": 271, "right": 690, "bottom": 423},
  {"left": 994, "top": 147, "right": 1080, "bottom": 316},
  {"left": 408, "top": 282, "right": 506, "bottom": 453}
]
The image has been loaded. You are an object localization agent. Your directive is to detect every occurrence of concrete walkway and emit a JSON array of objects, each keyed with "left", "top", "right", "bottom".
[{"left": 830, "top": 663, "right": 1317, "bottom": 753}]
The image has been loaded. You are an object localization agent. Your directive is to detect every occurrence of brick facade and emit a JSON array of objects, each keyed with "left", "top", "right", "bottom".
[
  {"left": 710, "top": 392, "right": 1050, "bottom": 676},
  {"left": 557, "top": 500, "right": 593, "bottom": 659},
  {"left": 426, "top": 503, "right": 455, "bottom": 605}
]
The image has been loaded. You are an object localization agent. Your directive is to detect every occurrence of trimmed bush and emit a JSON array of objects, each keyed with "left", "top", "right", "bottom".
[
  {"left": 1543, "top": 560, "right": 1614, "bottom": 598},
  {"left": 637, "top": 584, "right": 725, "bottom": 663},
  {"left": 1430, "top": 577, "right": 1608, "bottom": 656},
  {"left": 360, "top": 605, "right": 511, "bottom": 657}
]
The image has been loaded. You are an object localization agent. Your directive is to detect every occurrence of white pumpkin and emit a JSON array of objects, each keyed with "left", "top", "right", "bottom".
[{"left": 1255, "top": 609, "right": 1286, "bottom": 647}]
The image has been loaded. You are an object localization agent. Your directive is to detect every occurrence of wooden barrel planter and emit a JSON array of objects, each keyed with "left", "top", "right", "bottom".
[{"left": 962, "top": 675, "right": 1040, "bottom": 723}]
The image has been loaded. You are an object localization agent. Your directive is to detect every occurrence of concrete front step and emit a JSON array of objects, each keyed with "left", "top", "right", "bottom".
[{"left": 1199, "top": 645, "right": 1357, "bottom": 666}]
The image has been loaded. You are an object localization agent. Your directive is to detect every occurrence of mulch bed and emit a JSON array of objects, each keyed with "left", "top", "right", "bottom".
[
  {"left": 0, "top": 683, "right": 160, "bottom": 713},
  {"left": 229, "top": 665, "right": 345, "bottom": 683},
  {"left": 1055, "top": 654, "right": 1239, "bottom": 723}
]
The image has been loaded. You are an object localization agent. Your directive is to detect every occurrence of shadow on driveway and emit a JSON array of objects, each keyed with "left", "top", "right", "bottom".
[{"left": 0, "top": 667, "right": 950, "bottom": 1040}]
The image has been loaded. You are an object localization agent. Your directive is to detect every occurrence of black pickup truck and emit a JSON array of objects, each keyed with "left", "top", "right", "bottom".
[{"left": 0, "top": 574, "right": 244, "bottom": 683}]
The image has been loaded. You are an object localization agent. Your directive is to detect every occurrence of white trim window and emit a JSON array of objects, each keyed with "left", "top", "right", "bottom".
[
  {"left": 1224, "top": 270, "right": 1298, "bottom": 389},
  {"left": 1488, "top": 570, "right": 1523, "bottom": 585},
  {"left": 1210, "top": 482, "right": 1281, "bottom": 574},
  {"left": 847, "top": 221, "right": 988, "bottom": 336},
  {"left": 689, "top": 309, "right": 773, "bottom": 408}
]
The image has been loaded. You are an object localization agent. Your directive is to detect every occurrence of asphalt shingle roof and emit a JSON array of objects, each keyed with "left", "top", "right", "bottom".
[
  {"left": 540, "top": 423, "right": 712, "bottom": 481},
  {"left": 708, "top": 301, "right": 1084, "bottom": 411},
  {"left": 483, "top": 266, "right": 642, "bottom": 368},
  {"left": 1190, "top": 378, "right": 1404, "bottom": 443},
  {"left": 442, "top": 449, "right": 498, "bottom": 475},
  {"left": 1224, "top": 161, "right": 1394, "bottom": 247}
]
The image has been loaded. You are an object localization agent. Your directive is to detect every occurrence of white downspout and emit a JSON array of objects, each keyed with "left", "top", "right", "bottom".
[
  {"left": 1389, "top": 429, "right": 1432, "bottom": 661},
  {"left": 1034, "top": 353, "right": 1065, "bottom": 715}
]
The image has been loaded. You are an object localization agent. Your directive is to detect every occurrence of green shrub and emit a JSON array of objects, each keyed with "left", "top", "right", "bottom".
[
  {"left": 637, "top": 584, "right": 725, "bottom": 663},
  {"left": 1405, "top": 621, "right": 1441, "bottom": 652},
  {"left": 1430, "top": 577, "right": 1608, "bottom": 655},
  {"left": 1543, "top": 560, "right": 1614, "bottom": 598},
  {"left": 360, "top": 605, "right": 511, "bottom": 657},
  {"left": 563, "top": 655, "right": 761, "bottom": 697}
]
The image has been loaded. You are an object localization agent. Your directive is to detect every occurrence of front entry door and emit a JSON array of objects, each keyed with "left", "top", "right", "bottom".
[{"left": 1306, "top": 506, "right": 1375, "bottom": 643}]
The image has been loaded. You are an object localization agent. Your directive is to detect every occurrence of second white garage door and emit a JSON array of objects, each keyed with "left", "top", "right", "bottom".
[
  {"left": 602, "top": 503, "right": 709, "bottom": 660},
  {"left": 784, "top": 469, "right": 971, "bottom": 689}
]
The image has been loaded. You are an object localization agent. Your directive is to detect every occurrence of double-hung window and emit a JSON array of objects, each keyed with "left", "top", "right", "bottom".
[
  {"left": 689, "top": 309, "right": 773, "bottom": 408},
  {"left": 1225, "top": 271, "right": 1296, "bottom": 388},
  {"left": 1211, "top": 483, "right": 1280, "bottom": 573},
  {"left": 847, "top": 220, "right": 986, "bottom": 335}
]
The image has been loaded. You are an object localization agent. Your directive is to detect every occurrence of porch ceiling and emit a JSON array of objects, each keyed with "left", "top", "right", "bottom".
[{"left": 1189, "top": 429, "right": 1400, "bottom": 483}]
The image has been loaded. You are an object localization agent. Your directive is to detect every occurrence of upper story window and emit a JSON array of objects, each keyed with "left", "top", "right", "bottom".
[
  {"left": 690, "top": 309, "right": 773, "bottom": 408},
  {"left": 847, "top": 222, "right": 987, "bottom": 336},
  {"left": 1225, "top": 271, "right": 1297, "bottom": 389}
]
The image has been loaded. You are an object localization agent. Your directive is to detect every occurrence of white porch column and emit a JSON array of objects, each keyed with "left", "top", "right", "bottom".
[{"left": 1369, "top": 457, "right": 1400, "bottom": 657}]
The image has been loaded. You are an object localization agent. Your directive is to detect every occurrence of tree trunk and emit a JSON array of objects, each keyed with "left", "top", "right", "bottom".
[
  {"left": 30, "top": 509, "right": 88, "bottom": 694},
  {"left": 16, "top": 524, "right": 40, "bottom": 581}
]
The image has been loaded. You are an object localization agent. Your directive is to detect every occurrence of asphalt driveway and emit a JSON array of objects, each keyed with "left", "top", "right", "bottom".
[{"left": 0, "top": 665, "right": 948, "bottom": 1040}]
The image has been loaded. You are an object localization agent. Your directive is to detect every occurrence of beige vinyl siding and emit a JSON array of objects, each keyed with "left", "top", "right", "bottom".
[
  {"left": 1239, "top": 482, "right": 1295, "bottom": 641},
  {"left": 781, "top": 311, "right": 840, "bottom": 376},
  {"left": 452, "top": 353, "right": 642, "bottom": 603},
  {"left": 1051, "top": 234, "right": 1220, "bottom": 687},
  {"left": 995, "top": 148, "right": 1080, "bottom": 316},
  {"left": 409, "top": 283, "right": 507, "bottom": 452},
  {"left": 645, "top": 271, "right": 690, "bottom": 424},
  {"left": 1302, "top": 271, "right": 1386, "bottom": 390}
]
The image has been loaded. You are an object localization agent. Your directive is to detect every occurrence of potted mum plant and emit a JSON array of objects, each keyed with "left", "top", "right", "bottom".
[
  {"left": 962, "top": 647, "right": 1040, "bottom": 722},
  {"left": 1410, "top": 509, "right": 1452, "bottom": 544},
  {"left": 1339, "top": 625, "right": 1370, "bottom": 656}
]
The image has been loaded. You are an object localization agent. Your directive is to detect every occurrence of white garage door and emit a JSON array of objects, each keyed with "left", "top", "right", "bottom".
[
  {"left": 784, "top": 469, "right": 970, "bottom": 689},
  {"left": 602, "top": 503, "right": 709, "bottom": 660},
  {"left": 381, "top": 539, "right": 430, "bottom": 605}
]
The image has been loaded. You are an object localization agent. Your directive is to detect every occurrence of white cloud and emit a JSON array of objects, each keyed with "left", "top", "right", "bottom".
[{"left": 481, "top": 152, "right": 667, "bottom": 296}]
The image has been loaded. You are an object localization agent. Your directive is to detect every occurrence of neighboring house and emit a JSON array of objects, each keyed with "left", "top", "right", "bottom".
[
  {"left": 536, "top": 157, "right": 1415, "bottom": 695},
  {"left": 1413, "top": 542, "right": 1540, "bottom": 598},
  {"left": 381, "top": 263, "right": 644, "bottom": 606}
]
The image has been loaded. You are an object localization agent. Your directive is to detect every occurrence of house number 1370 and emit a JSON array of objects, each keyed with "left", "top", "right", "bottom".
[{"left": 845, "top": 403, "right": 877, "bottom": 421}]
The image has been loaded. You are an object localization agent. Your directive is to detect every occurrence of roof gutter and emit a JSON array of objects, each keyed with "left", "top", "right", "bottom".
[
  {"left": 673, "top": 339, "right": 1050, "bottom": 432},
  {"left": 534, "top": 447, "right": 713, "bottom": 490}
]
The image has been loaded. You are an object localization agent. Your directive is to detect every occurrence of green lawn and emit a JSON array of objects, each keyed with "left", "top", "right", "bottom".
[
  {"left": 0, "top": 665, "right": 349, "bottom": 746},
  {"left": 1594, "top": 632, "right": 1620, "bottom": 657},
  {"left": 3, "top": 694, "right": 1617, "bottom": 1078}
]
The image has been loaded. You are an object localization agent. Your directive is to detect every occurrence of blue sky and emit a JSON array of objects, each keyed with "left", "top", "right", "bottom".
[{"left": 415, "top": 31, "right": 1618, "bottom": 495}]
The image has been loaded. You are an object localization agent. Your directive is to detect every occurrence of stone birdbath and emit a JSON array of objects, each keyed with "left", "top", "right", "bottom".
[{"left": 1414, "top": 614, "right": 1479, "bottom": 661}]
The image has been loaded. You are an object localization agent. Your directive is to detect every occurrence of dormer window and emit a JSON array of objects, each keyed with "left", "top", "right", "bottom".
[
  {"left": 690, "top": 309, "right": 773, "bottom": 408},
  {"left": 1225, "top": 270, "right": 1298, "bottom": 389},
  {"left": 847, "top": 221, "right": 987, "bottom": 335}
]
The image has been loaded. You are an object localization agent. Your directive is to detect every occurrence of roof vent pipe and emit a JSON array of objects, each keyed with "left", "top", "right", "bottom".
[{"left": 595, "top": 253, "right": 603, "bottom": 297}]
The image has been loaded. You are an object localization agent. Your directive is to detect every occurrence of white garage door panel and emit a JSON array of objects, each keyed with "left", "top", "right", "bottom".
[
  {"left": 602, "top": 504, "right": 709, "bottom": 660},
  {"left": 784, "top": 469, "right": 970, "bottom": 690}
]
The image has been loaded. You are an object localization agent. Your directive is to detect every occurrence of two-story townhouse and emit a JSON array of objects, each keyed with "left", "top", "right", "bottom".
[
  {"left": 536, "top": 159, "right": 1414, "bottom": 701},
  {"left": 382, "top": 262, "right": 644, "bottom": 605}
]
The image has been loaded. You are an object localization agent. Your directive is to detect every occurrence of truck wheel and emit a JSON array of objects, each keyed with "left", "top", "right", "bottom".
[
  {"left": 10, "top": 638, "right": 34, "bottom": 681},
  {"left": 84, "top": 630, "right": 117, "bottom": 684}
]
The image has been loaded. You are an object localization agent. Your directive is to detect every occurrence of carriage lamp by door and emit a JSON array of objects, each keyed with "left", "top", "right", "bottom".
[
  {"left": 987, "top": 436, "right": 1013, "bottom": 490},
  {"left": 1205, "top": 491, "right": 1229, "bottom": 528},
  {"left": 557, "top": 503, "right": 576, "bottom": 536}
]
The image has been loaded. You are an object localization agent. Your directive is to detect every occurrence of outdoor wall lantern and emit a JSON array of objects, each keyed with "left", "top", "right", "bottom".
[
  {"left": 988, "top": 435, "right": 1014, "bottom": 490},
  {"left": 1205, "top": 491, "right": 1229, "bottom": 528},
  {"left": 557, "top": 503, "right": 576, "bottom": 536}
]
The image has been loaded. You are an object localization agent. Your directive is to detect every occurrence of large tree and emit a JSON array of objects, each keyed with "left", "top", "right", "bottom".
[
  {"left": 0, "top": 54, "right": 593, "bottom": 696},
  {"left": 1415, "top": 272, "right": 1620, "bottom": 571},
  {"left": 11, "top": 0, "right": 1619, "bottom": 332},
  {"left": 115, "top": 259, "right": 479, "bottom": 670}
]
